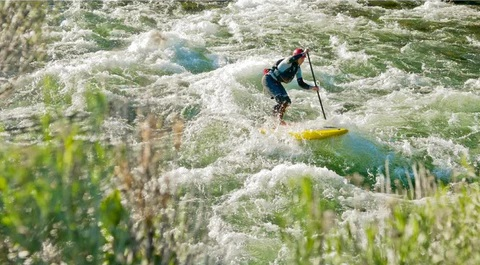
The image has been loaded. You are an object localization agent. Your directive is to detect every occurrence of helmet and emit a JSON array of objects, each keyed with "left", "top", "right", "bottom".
[{"left": 292, "top": 48, "right": 306, "bottom": 58}]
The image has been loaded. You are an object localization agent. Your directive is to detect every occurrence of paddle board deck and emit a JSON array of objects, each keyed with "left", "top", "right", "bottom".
[
  {"left": 259, "top": 127, "right": 348, "bottom": 140},
  {"left": 289, "top": 127, "right": 348, "bottom": 140}
]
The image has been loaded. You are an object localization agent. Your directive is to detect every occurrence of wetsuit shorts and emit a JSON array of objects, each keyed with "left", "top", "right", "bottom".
[{"left": 262, "top": 74, "right": 291, "bottom": 105}]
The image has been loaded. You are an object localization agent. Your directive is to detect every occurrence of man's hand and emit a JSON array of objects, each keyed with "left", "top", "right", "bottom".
[{"left": 311, "top": 86, "right": 319, "bottom": 91}]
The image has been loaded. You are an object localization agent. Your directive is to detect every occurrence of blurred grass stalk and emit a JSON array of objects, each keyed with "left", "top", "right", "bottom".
[
  {"left": 0, "top": 81, "right": 200, "bottom": 263},
  {"left": 0, "top": 1, "right": 47, "bottom": 78},
  {"left": 287, "top": 160, "right": 480, "bottom": 265}
]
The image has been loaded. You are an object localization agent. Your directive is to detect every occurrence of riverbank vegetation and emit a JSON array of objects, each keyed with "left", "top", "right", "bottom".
[{"left": 1, "top": 87, "right": 479, "bottom": 264}]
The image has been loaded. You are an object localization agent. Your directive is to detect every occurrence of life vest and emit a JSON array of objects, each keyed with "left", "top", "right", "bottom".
[
  {"left": 263, "top": 58, "right": 282, "bottom": 75},
  {"left": 263, "top": 58, "right": 299, "bottom": 83}
]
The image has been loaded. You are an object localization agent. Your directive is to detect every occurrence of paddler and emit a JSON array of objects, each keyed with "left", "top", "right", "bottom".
[{"left": 262, "top": 48, "right": 319, "bottom": 125}]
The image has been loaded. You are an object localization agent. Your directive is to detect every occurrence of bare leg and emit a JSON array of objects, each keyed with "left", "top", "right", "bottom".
[{"left": 273, "top": 103, "right": 289, "bottom": 125}]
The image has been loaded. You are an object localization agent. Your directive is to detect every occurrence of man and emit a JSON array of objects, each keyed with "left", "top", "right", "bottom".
[{"left": 262, "top": 48, "right": 319, "bottom": 125}]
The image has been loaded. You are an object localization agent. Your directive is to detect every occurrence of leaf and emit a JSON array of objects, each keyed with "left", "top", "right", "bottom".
[{"left": 100, "top": 190, "right": 125, "bottom": 229}]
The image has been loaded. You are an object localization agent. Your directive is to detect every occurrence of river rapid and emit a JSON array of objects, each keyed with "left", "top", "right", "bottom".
[{"left": 1, "top": 0, "right": 479, "bottom": 263}]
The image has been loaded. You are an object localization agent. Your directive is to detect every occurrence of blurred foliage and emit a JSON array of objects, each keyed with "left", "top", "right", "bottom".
[
  {"left": 276, "top": 168, "right": 480, "bottom": 265},
  {"left": 0, "top": 1, "right": 48, "bottom": 78},
  {"left": 0, "top": 87, "right": 205, "bottom": 264},
  {"left": 0, "top": 125, "right": 110, "bottom": 264},
  {"left": 323, "top": 184, "right": 480, "bottom": 265},
  {"left": 276, "top": 177, "right": 337, "bottom": 265}
]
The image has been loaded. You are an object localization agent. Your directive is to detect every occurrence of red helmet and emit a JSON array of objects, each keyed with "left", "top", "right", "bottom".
[{"left": 292, "top": 48, "right": 306, "bottom": 58}]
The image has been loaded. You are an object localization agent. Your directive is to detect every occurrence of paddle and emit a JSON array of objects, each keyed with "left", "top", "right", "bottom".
[{"left": 306, "top": 50, "right": 327, "bottom": 120}]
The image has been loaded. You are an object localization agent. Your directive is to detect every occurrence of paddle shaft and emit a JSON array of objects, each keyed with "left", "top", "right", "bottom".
[{"left": 306, "top": 51, "right": 327, "bottom": 120}]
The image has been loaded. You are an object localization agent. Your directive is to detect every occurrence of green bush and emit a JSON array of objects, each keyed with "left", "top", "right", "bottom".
[
  {"left": 0, "top": 128, "right": 112, "bottom": 264},
  {"left": 0, "top": 88, "right": 192, "bottom": 264}
]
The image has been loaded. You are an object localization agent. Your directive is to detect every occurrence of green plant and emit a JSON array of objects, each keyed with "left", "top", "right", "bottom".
[
  {"left": 0, "top": 127, "right": 112, "bottom": 264},
  {"left": 0, "top": 88, "right": 200, "bottom": 264},
  {"left": 285, "top": 163, "right": 480, "bottom": 265}
]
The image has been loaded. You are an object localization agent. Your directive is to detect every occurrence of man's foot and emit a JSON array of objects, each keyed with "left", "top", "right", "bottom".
[{"left": 279, "top": 120, "right": 288, "bottom": 126}]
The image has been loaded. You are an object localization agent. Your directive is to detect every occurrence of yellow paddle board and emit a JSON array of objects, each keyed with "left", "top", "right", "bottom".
[
  {"left": 259, "top": 127, "right": 348, "bottom": 140},
  {"left": 289, "top": 127, "right": 348, "bottom": 140}
]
